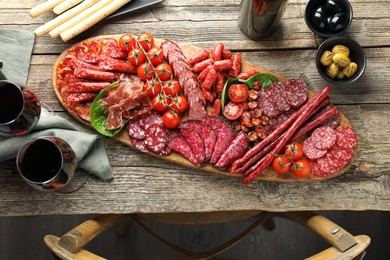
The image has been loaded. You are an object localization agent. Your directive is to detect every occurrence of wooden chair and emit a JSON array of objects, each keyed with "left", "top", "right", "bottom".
[{"left": 44, "top": 211, "right": 370, "bottom": 260}]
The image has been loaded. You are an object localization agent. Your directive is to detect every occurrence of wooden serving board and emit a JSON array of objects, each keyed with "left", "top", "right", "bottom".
[{"left": 52, "top": 35, "right": 356, "bottom": 183}]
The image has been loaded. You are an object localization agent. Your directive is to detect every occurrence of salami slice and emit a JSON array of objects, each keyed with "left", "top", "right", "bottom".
[
  {"left": 74, "top": 67, "right": 115, "bottom": 82},
  {"left": 180, "top": 120, "right": 216, "bottom": 160},
  {"left": 327, "top": 145, "right": 354, "bottom": 171},
  {"left": 130, "top": 138, "right": 149, "bottom": 153},
  {"left": 259, "top": 92, "right": 281, "bottom": 118},
  {"left": 215, "top": 131, "right": 249, "bottom": 169},
  {"left": 66, "top": 93, "right": 97, "bottom": 103},
  {"left": 311, "top": 126, "right": 337, "bottom": 150},
  {"left": 308, "top": 159, "right": 327, "bottom": 177},
  {"left": 303, "top": 137, "right": 327, "bottom": 160},
  {"left": 127, "top": 117, "right": 145, "bottom": 140},
  {"left": 317, "top": 156, "right": 338, "bottom": 176},
  {"left": 139, "top": 111, "right": 163, "bottom": 130},
  {"left": 98, "top": 57, "right": 136, "bottom": 73},
  {"left": 158, "top": 144, "right": 173, "bottom": 156},
  {"left": 167, "top": 136, "right": 198, "bottom": 166},
  {"left": 210, "top": 122, "right": 236, "bottom": 164},
  {"left": 268, "top": 82, "right": 291, "bottom": 112},
  {"left": 180, "top": 128, "right": 205, "bottom": 165},
  {"left": 143, "top": 124, "right": 167, "bottom": 153},
  {"left": 335, "top": 126, "right": 358, "bottom": 149},
  {"left": 284, "top": 78, "right": 308, "bottom": 109},
  {"left": 65, "top": 82, "right": 111, "bottom": 93},
  {"left": 100, "top": 38, "right": 128, "bottom": 59}
]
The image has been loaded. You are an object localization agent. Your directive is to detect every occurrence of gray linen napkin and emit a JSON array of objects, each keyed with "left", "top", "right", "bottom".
[
  {"left": 0, "top": 115, "right": 113, "bottom": 181},
  {"left": 0, "top": 29, "right": 35, "bottom": 85}
]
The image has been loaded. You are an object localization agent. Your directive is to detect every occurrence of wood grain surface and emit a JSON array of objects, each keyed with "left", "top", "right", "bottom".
[{"left": 0, "top": 0, "right": 389, "bottom": 216}]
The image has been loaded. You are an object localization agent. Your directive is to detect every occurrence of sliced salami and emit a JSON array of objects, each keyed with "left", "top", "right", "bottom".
[
  {"left": 127, "top": 118, "right": 145, "bottom": 140},
  {"left": 167, "top": 136, "right": 199, "bottom": 166},
  {"left": 303, "top": 137, "right": 327, "bottom": 160},
  {"left": 308, "top": 159, "right": 326, "bottom": 177},
  {"left": 130, "top": 138, "right": 149, "bottom": 153},
  {"left": 320, "top": 111, "right": 341, "bottom": 129},
  {"left": 180, "top": 120, "right": 216, "bottom": 160},
  {"left": 144, "top": 124, "right": 167, "bottom": 153},
  {"left": 210, "top": 122, "right": 236, "bottom": 164},
  {"left": 180, "top": 128, "right": 205, "bottom": 165},
  {"left": 139, "top": 111, "right": 163, "bottom": 130},
  {"left": 215, "top": 131, "right": 249, "bottom": 169},
  {"left": 311, "top": 126, "right": 337, "bottom": 150},
  {"left": 284, "top": 78, "right": 308, "bottom": 109},
  {"left": 268, "top": 82, "right": 291, "bottom": 112},
  {"left": 317, "top": 156, "right": 338, "bottom": 176},
  {"left": 158, "top": 145, "right": 173, "bottom": 156},
  {"left": 260, "top": 94, "right": 281, "bottom": 118},
  {"left": 327, "top": 145, "right": 354, "bottom": 171},
  {"left": 202, "top": 116, "right": 226, "bottom": 130},
  {"left": 335, "top": 126, "right": 358, "bottom": 149}
]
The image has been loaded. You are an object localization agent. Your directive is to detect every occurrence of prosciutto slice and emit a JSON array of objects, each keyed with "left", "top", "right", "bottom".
[{"left": 98, "top": 77, "right": 152, "bottom": 130}]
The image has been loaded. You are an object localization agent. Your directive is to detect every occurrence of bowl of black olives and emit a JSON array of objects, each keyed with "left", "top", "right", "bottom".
[
  {"left": 305, "top": 0, "right": 353, "bottom": 38},
  {"left": 316, "top": 36, "right": 366, "bottom": 85}
]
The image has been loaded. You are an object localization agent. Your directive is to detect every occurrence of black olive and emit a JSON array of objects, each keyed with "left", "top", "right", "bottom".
[
  {"left": 328, "top": 12, "right": 349, "bottom": 32},
  {"left": 312, "top": 11, "right": 328, "bottom": 30},
  {"left": 325, "top": 0, "right": 342, "bottom": 14}
]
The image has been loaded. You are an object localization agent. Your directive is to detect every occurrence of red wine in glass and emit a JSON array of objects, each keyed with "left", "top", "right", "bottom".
[
  {"left": 0, "top": 80, "right": 41, "bottom": 136},
  {"left": 16, "top": 136, "right": 77, "bottom": 191}
]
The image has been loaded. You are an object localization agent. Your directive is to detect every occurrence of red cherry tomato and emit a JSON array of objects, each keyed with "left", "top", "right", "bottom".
[
  {"left": 223, "top": 101, "right": 244, "bottom": 120},
  {"left": 272, "top": 156, "right": 292, "bottom": 175},
  {"left": 291, "top": 159, "right": 311, "bottom": 178},
  {"left": 163, "top": 110, "right": 181, "bottom": 129},
  {"left": 169, "top": 95, "right": 188, "bottom": 113},
  {"left": 162, "top": 79, "right": 180, "bottom": 96},
  {"left": 137, "top": 33, "right": 154, "bottom": 51},
  {"left": 127, "top": 48, "right": 146, "bottom": 67},
  {"left": 118, "top": 34, "right": 137, "bottom": 52},
  {"left": 152, "top": 94, "right": 169, "bottom": 112},
  {"left": 228, "top": 83, "right": 249, "bottom": 103},
  {"left": 156, "top": 63, "right": 173, "bottom": 81},
  {"left": 284, "top": 141, "right": 304, "bottom": 161},
  {"left": 137, "top": 62, "right": 154, "bottom": 81},
  {"left": 147, "top": 47, "right": 164, "bottom": 66},
  {"left": 144, "top": 79, "right": 161, "bottom": 97}
]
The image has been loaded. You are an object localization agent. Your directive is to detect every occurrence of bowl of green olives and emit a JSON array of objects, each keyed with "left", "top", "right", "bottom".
[
  {"left": 316, "top": 36, "right": 366, "bottom": 85},
  {"left": 305, "top": 0, "right": 353, "bottom": 38}
]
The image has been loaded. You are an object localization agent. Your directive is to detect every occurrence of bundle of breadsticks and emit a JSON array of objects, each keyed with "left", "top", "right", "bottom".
[{"left": 30, "top": 0, "right": 131, "bottom": 42}]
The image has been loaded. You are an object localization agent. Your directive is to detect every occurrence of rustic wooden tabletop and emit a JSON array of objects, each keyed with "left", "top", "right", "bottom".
[{"left": 0, "top": 0, "right": 389, "bottom": 216}]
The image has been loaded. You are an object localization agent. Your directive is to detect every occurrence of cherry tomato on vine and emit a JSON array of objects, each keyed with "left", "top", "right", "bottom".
[
  {"left": 144, "top": 79, "right": 161, "bottom": 97},
  {"left": 169, "top": 95, "right": 188, "bottom": 113},
  {"left": 272, "top": 156, "right": 292, "bottom": 175},
  {"left": 162, "top": 79, "right": 180, "bottom": 96},
  {"left": 156, "top": 63, "right": 173, "bottom": 81},
  {"left": 127, "top": 48, "right": 146, "bottom": 66},
  {"left": 228, "top": 84, "right": 249, "bottom": 103},
  {"left": 147, "top": 47, "right": 164, "bottom": 66},
  {"left": 291, "top": 159, "right": 311, "bottom": 178},
  {"left": 137, "top": 33, "right": 154, "bottom": 51},
  {"left": 118, "top": 34, "right": 137, "bottom": 52},
  {"left": 163, "top": 110, "right": 181, "bottom": 129},
  {"left": 152, "top": 94, "right": 169, "bottom": 112},
  {"left": 284, "top": 141, "right": 304, "bottom": 161},
  {"left": 223, "top": 101, "right": 243, "bottom": 121},
  {"left": 137, "top": 62, "right": 154, "bottom": 81}
]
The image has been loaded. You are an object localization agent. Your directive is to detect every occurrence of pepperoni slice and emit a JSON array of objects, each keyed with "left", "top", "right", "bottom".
[
  {"left": 311, "top": 126, "right": 337, "bottom": 150},
  {"left": 144, "top": 124, "right": 167, "bottom": 153},
  {"left": 303, "top": 137, "right": 327, "bottom": 160},
  {"left": 335, "top": 126, "right": 358, "bottom": 149}
]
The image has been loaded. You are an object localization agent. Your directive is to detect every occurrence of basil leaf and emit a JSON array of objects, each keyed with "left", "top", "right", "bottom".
[{"left": 90, "top": 81, "right": 127, "bottom": 137}]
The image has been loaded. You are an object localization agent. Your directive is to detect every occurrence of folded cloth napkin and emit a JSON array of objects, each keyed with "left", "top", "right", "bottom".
[
  {"left": 0, "top": 115, "right": 113, "bottom": 181},
  {"left": 0, "top": 28, "right": 35, "bottom": 85}
]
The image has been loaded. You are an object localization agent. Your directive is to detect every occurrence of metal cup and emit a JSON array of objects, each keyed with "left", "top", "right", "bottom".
[
  {"left": 239, "top": 0, "right": 288, "bottom": 40},
  {"left": 16, "top": 136, "right": 77, "bottom": 191}
]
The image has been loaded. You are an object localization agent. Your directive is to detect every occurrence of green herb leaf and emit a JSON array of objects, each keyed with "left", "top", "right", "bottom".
[{"left": 90, "top": 81, "right": 128, "bottom": 137}]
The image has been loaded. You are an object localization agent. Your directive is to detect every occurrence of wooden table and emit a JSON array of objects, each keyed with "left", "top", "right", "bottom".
[{"left": 0, "top": 0, "right": 389, "bottom": 217}]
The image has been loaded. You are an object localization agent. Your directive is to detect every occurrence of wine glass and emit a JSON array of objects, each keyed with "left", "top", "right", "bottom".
[
  {"left": 0, "top": 80, "right": 41, "bottom": 136},
  {"left": 16, "top": 136, "right": 77, "bottom": 191}
]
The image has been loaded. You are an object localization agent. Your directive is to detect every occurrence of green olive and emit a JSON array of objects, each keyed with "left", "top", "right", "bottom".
[
  {"left": 336, "top": 71, "right": 346, "bottom": 80},
  {"left": 343, "top": 62, "right": 358, "bottom": 78},
  {"left": 320, "top": 50, "right": 334, "bottom": 66},
  {"left": 332, "top": 45, "right": 350, "bottom": 57},
  {"left": 326, "top": 63, "right": 339, "bottom": 79},
  {"left": 332, "top": 53, "right": 351, "bottom": 68}
]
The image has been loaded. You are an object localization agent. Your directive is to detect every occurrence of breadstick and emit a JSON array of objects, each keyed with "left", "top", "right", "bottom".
[
  {"left": 53, "top": 0, "right": 84, "bottom": 14},
  {"left": 29, "top": 0, "right": 65, "bottom": 18},
  {"left": 34, "top": 0, "right": 99, "bottom": 37},
  {"left": 49, "top": 0, "right": 114, "bottom": 38},
  {"left": 60, "top": 0, "right": 131, "bottom": 42}
]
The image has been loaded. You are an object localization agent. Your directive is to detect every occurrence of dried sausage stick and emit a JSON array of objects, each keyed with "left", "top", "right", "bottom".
[
  {"left": 231, "top": 86, "right": 331, "bottom": 173},
  {"left": 290, "top": 106, "right": 338, "bottom": 141},
  {"left": 241, "top": 86, "right": 331, "bottom": 184}
]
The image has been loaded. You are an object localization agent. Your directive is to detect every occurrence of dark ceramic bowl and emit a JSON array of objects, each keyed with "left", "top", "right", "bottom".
[
  {"left": 316, "top": 36, "right": 366, "bottom": 85},
  {"left": 305, "top": 0, "right": 353, "bottom": 38}
]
